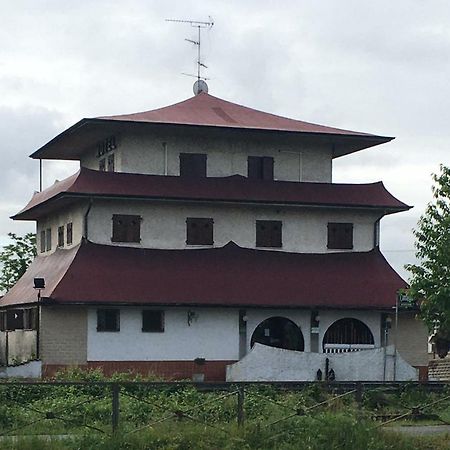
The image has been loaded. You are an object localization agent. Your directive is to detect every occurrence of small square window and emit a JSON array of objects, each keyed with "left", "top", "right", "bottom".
[
  {"left": 66, "top": 223, "right": 73, "bottom": 246},
  {"left": 112, "top": 214, "right": 141, "bottom": 243},
  {"left": 256, "top": 220, "right": 282, "bottom": 248},
  {"left": 248, "top": 156, "right": 274, "bottom": 180},
  {"left": 179, "top": 153, "right": 207, "bottom": 178},
  {"left": 327, "top": 223, "right": 353, "bottom": 249},
  {"left": 97, "top": 309, "right": 120, "bottom": 332},
  {"left": 186, "top": 218, "right": 213, "bottom": 245},
  {"left": 142, "top": 310, "right": 164, "bottom": 332},
  {"left": 45, "top": 228, "right": 52, "bottom": 252},
  {"left": 57, "top": 226, "right": 64, "bottom": 248}
]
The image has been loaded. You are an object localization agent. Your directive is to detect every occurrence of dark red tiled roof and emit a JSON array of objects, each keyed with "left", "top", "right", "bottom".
[
  {"left": 0, "top": 241, "right": 406, "bottom": 309},
  {"left": 30, "top": 93, "right": 393, "bottom": 160},
  {"left": 13, "top": 168, "right": 410, "bottom": 220}
]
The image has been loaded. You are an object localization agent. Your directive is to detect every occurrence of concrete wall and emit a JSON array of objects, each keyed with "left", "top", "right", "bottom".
[
  {"left": 87, "top": 200, "right": 379, "bottom": 253},
  {"left": 0, "top": 332, "right": 6, "bottom": 365},
  {"left": 37, "top": 203, "right": 87, "bottom": 255},
  {"left": 40, "top": 306, "right": 87, "bottom": 365},
  {"left": 80, "top": 130, "right": 333, "bottom": 183},
  {"left": 6, "top": 330, "right": 37, "bottom": 365},
  {"left": 87, "top": 307, "right": 240, "bottom": 361},
  {"left": 0, "top": 360, "right": 42, "bottom": 379},
  {"left": 226, "top": 344, "right": 418, "bottom": 382},
  {"left": 387, "top": 312, "right": 429, "bottom": 367}
]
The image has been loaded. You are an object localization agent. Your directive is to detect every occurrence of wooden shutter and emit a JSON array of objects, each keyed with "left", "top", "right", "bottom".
[
  {"left": 66, "top": 223, "right": 73, "bottom": 245},
  {"left": 40, "top": 230, "right": 46, "bottom": 253},
  {"left": 45, "top": 228, "right": 52, "bottom": 252},
  {"left": 112, "top": 215, "right": 141, "bottom": 243},
  {"left": 262, "top": 157, "right": 274, "bottom": 180},
  {"left": 57, "top": 226, "right": 64, "bottom": 248},
  {"left": 179, "top": 153, "right": 207, "bottom": 178},
  {"left": 327, "top": 223, "right": 353, "bottom": 249},
  {"left": 256, "top": 220, "right": 282, "bottom": 247},
  {"left": 248, "top": 156, "right": 262, "bottom": 179},
  {"left": 186, "top": 218, "right": 214, "bottom": 245}
]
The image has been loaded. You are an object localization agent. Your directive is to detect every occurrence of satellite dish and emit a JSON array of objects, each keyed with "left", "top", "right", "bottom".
[{"left": 193, "top": 80, "right": 208, "bottom": 95}]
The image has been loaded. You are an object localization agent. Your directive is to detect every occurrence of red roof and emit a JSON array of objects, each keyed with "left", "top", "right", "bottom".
[
  {"left": 13, "top": 168, "right": 410, "bottom": 220},
  {"left": 30, "top": 93, "right": 393, "bottom": 160},
  {"left": 0, "top": 241, "right": 406, "bottom": 309}
]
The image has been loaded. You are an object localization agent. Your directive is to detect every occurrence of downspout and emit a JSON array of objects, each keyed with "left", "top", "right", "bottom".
[{"left": 83, "top": 199, "right": 93, "bottom": 240}]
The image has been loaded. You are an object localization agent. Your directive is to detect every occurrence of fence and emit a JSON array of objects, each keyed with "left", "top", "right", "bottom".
[{"left": 0, "top": 381, "right": 448, "bottom": 437}]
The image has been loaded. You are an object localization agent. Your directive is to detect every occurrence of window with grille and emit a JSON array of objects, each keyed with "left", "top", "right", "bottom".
[
  {"left": 112, "top": 215, "right": 141, "bottom": 243},
  {"left": 256, "top": 220, "right": 282, "bottom": 248},
  {"left": 66, "top": 223, "right": 73, "bottom": 245},
  {"left": 186, "top": 218, "right": 213, "bottom": 245},
  {"left": 327, "top": 223, "right": 353, "bottom": 249},
  {"left": 142, "top": 310, "right": 164, "bottom": 332},
  {"left": 179, "top": 153, "right": 207, "bottom": 178},
  {"left": 97, "top": 309, "right": 120, "bottom": 332},
  {"left": 57, "top": 226, "right": 64, "bottom": 248},
  {"left": 248, "top": 156, "right": 274, "bottom": 180}
]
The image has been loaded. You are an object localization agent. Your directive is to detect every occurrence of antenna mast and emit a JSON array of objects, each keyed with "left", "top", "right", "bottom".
[{"left": 166, "top": 18, "right": 214, "bottom": 83}]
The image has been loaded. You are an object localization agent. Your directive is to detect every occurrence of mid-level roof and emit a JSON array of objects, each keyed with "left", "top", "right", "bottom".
[
  {"left": 0, "top": 241, "right": 406, "bottom": 309},
  {"left": 30, "top": 93, "right": 393, "bottom": 160},
  {"left": 13, "top": 168, "right": 410, "bottom": 220}
]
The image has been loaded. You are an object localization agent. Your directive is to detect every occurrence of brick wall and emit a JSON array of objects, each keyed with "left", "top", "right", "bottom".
[{"left": 40, "top": 306, "right": 87, "bottom": 365}]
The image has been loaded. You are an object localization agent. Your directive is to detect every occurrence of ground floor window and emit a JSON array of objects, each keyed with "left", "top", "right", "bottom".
[
  {"left": 97, "top": 309, "right": 120, "bottom": 332},
  {"left": 323, "top": 318, "right": 374, "bottom": 353},
  {"left": 251, "top": 316, "right": 304, "bottom": 351},
  {"left": 142, "top": 310, "right": 164, "bottom": 332}
]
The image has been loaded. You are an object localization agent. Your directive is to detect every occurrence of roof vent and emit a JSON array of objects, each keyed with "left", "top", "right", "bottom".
[{"left": 193, "top": 80, "right": 208, "bottom": 95}]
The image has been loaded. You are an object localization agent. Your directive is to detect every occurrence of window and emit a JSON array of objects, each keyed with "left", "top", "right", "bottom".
[
  {"left": 248, "top": 156, "right": 274, "bottom": 180},
  {"left": 0, "top": 311, "right": 6, "bottom": 331},
  {"left": 99, "top": 158, "right": 106, "bottom": 171},
  {"left": 142, "top": 310, "right": 164, "bottom": 332},
  {"left": 23, "top": 308, "right": 37, "bottom": 330},
  {"left": 327, "top": 223, "right": 353, "bottom": 249},
  {"left": 45, "top": 228, "right": 52, "bottom": 252},
  {"left": 40, "top": 230, "right": 46, "bottom": 253},
  {"left": 186, "top": 218, "right": 213, "bottom": 245},
  {"left": 107, "top": 154, "right": 115, "bottom": 172},
  {"left": 57, "top": 226, "right": 64, "bottom": 248},
  {"left": 256, "top": 220, "right": 282, "bottom": 248},
  {"left": 112, "top": 214, "right": 141, "bottom": 243},
  {"left": 97, "top": 309, "right": 120, "bottom": 332},
  {"left": 66, "top": 222, "right": 73, "bottom": 246},
  {"left": 6, "top": 309, "right": 24, "bottom": 330},
  {"left": 179, "top": 153, "right": 207, "bottom": 178}
]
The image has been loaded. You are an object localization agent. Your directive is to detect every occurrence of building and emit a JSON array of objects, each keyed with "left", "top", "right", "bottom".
[{"left": 0, "top": 89, "right": 428, "bottom": 380}]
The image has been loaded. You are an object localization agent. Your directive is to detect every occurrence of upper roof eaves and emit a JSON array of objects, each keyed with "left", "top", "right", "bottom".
[{"left": 30, "top": 93, "right": 393, "bottom": 160}]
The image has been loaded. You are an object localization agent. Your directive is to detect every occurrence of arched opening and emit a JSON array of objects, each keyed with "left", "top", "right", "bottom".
[
  {"left": 323, "top": 318, "right": 375, "bottom": 353},
  {"left": 250, "top": 317, "right": 304, "bottom": 351}
]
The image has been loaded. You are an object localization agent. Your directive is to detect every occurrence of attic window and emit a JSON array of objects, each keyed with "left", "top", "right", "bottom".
[
  {"left": 142, "top": 310, "right": 165, "bottom": 332},
  {"left": 99, "top": 159, "right": 106, "bottom": 171},
  {"left": 97, "top": 309, "right": 120, "bottom": 332},
  {"left": 112, "top": 214, "right": 141, "bottom": 243},
  {"left": 180, "top": 153, "right": 207, "bottom": 178},
  {"left": 45, "top": 228, "right": 52, "bottom": 252},
  {"left": 57, "top": 226, "right": 64, "bottom": 248},
  {"left": 40, "top": 230, "right": 46, "bottom": 253},
  {"left": 248, "top": 156, "right": 274, "bottom": 180},
  {"left": 186, "top": 218, "right": 213, "bottom": 245},
  {"left": 256, "top": 220, "right": 282, "bottom": 248},
  {"left": 66, "top": 223, "right": 73, "bottom": 246},
  {"left": 107, "top": 154, "right": 115, "bottom": 172},
  {"left": 327, "top": 223, "right": 353, "bottom": 249}
]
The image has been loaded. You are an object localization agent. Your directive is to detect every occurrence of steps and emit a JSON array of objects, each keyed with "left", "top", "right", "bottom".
[{"left": 428, "top": 358, "right": 450, "bottom": 381}]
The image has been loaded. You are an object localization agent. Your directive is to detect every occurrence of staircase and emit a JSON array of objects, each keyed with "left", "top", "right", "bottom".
[{"left": 428, "top": 358, "right": 450, "bottom": 381}]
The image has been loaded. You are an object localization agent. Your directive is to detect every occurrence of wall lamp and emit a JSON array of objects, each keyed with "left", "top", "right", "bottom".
[{"left": 33, "top": 277, "right": 45, "bottom": 301}]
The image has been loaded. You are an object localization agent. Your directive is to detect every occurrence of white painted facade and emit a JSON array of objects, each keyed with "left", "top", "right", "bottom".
[
  {"left": 80, "top": 130, "right": 333, "bottom": 183},
  {"left": 86, "top": 307, "right": 383, "bottom": 362}
]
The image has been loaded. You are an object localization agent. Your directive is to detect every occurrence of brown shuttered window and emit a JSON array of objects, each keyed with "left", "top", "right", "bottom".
[
  {"left": 97, "top": 309, "right": 120, "bottom": 332},
  {"left": 186, "top": 218, "right": 213, "bottom": 245},
  {"left": 112, "top": 214, "right": 141, "bottom": 243},
  {"left": 57, "top": 226, "right": 64, "bottom": 248},
  {"left": 327, "top": 223, "right": 353, "bottom": 249},
  {"left": 40, "top": 230, "right": 46, "bottom": 253},
  {"left": 179, "top": 153, "right": 207, "bottom": 178},
  {"left": 248, "top": 156, "right": 274, "bottom": 180},
  {"left": 45, "top": 228, "right": 52, "bottom": 252},
  {"left": 66, "top": 222, "right": 73, "bottom": 245},
  {"left": 256, "top": 220, "right": 282, "bottom": 248},
  {"left": 142, "top": 310, "right": 165, "bottom": 332}
]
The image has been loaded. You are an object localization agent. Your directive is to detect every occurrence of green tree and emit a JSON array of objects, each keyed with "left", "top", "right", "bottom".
[
  {"left": 0, "top": 232, "right": 36, "bottom": 292},
  {"left": 406, "top": 165, "right": 450, "bottom": 356}
]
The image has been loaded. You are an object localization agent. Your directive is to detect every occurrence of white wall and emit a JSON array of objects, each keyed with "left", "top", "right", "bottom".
[
  {"left": 87, "top": 200, "right": 379, "bottom": 253},
  {"left": 87, "top": 307, "right": 240, "bottom": 361},
  {"left": 80, "top": 130, "right": 333, "bottom": 183}
]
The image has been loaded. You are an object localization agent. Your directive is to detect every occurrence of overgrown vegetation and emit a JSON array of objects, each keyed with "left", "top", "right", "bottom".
[{"left": 0, "top": 369, "right": 448, "bottom": 449}]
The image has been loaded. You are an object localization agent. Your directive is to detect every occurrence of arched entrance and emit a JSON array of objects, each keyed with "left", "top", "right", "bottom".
[
  {"left": 323, "top": 318, "right": 374, "bottom": 353},
  {"left": 251, "top": 317, "right": 304, "bottom": 351}
]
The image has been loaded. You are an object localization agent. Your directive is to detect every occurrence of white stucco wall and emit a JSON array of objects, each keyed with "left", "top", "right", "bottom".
[
  {"left": 87, "top": 307, "right": 240, "bottom": 361},
  {"left": 87, "top": 200, "right": 379, "bottom": 253},
  {"left": 80, "top": 130, "right": 333, "bottom": 183},
  {"left": 37, "top": 203, "right": 86, "bottom": 255}
]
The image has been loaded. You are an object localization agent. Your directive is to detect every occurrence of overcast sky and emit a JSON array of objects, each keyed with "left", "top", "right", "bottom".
[{"left": 1, "top": 0, "right": 449, "bottom": 280}]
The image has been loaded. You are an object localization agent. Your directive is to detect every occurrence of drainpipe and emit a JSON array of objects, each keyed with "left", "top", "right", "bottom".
[
  {"left": 83, "top": 199, "right": 93, "bottom": 240},
  {"left": 162, "top": 142, "right": 168, "bottom": 175}
]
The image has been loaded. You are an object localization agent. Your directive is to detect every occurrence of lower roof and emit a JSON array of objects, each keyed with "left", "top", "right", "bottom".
[{"left": 0, "top": 241, "right": 406, "bottom": 309}]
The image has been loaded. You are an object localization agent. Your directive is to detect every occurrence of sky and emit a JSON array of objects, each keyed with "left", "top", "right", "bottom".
[{"left": 0, "top": 0, "right": 449, "bottom": 280}]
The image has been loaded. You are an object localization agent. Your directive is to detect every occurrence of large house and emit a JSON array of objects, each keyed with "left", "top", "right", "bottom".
[{"left": 0, "top": 88, "right": 428, "bottom": 380}]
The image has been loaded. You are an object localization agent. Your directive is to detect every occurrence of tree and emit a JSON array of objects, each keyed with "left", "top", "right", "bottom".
[
  {"left": 406, "top": 165, "right": 450, "bottom": 357},
  {"left": 0, "top": 232, "right": 37, "bottom": 293}
]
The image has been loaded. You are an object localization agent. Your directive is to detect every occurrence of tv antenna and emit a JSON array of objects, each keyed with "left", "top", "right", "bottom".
[{"left": 166, "top": 17, "right": 214, "bottom": 94}]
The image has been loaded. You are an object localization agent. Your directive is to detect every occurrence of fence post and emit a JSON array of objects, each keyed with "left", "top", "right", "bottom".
[
  {"left": 237, "top": 385, "right": 245, "bottom": 427},
  {"left": 112, "top": 383, "right": 120, "bottom": 433},
  {"left": 355, "top": 382, "right": 364, "bottom": 421}
]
